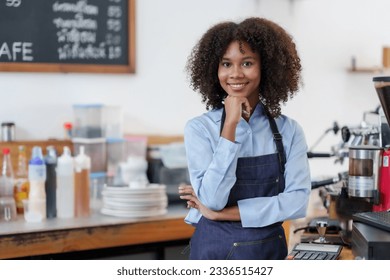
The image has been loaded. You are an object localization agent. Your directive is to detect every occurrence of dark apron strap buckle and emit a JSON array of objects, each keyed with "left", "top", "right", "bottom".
[{"left": 273, "top": 133, "right": 282, "bottom": 141}]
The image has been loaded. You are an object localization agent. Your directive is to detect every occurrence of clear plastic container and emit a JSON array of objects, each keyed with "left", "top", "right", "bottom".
[
  {"left": 103, "top": 105, "right": 123, "bottom": 138},
  {"left": 125, "top": 136, "right": 148, "bottom": 158},
  {"left": 72, "top": 138, "right": 107, "bottom": 173},
  {"left": 90, "top": 172, "right": 106, "bottom": 208},
  {"left": 106, "top": 136, "right": 147, "bottom": 184},
  {"left": 23, "top": 198, "right": 45, "bottom": 223},
  {"left": 0, "top": 197, "right": 17, "bottom": 222},
  {"left": 72, "top": 104, "right": 123, "bottom": 138},
  {"left": 72, "top": 104, "right": 104, "bottom": 138},
  {"left": 106, "top": 138, "right": 127, "bottom": 179}
]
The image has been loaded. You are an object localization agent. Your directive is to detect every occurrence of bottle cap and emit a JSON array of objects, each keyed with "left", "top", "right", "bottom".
[
  {"left": 64, "top": 122, "right": 72, "bottom": 129},
  {"left": 75, "top": 145, "right": 91, "bottom": 171},
  {"left": 28, "top": 146, "right": 46, "bottom": 181},
  {"left": 45, "top": 146, "right": 57, "bottom": 164},
  {"left": 29, "top": 146, "right": 44, "bottom": 165},
  {"left": 64, "top": 146, "right": 71, "bottom": 155},
  {"left": 2, "top": 147, "right": 10, "bottom": 155},
  {"left": 57, "top": 146, "right": 74, "bottom": 176}
]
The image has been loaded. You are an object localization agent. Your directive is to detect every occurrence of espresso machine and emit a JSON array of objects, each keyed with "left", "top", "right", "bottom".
[
  {"left": 372, "top": 76, "right": 390, "bottom": 212},
  {"left": 332, "top": 77, "right": 390, "bottom": 242},
  {"left": 305, "top": 77, "right": 390, "bottom": 245}
]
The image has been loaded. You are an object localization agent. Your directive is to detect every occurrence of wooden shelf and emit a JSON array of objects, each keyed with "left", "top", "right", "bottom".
[
  {"left": 0, "top": 140, "right": 72, "bottom": 172},
  {"left": 347, "top": 67, "right": 384, "bottom": 73}
]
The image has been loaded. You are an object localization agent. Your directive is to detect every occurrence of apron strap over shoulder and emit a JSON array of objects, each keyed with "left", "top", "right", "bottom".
[
  {"left": 266, "top": 113, "right": 286, "bottom": 174},
  {"left": 219, "top": 106, "right": 286, "bottom": 174},
  {"left": 220, "top": 108, "right": 226, "bottom": 135}
]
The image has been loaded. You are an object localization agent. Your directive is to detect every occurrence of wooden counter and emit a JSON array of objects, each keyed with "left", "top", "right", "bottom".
[
  {"left": 1, "top": 204, "right": 355, "bottom": 260},
  {"left": 0, "top": 204, "right": 194, "bottom": 259}
]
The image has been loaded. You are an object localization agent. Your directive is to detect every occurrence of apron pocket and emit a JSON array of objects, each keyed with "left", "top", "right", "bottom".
[{"left": 225, "top": 234, "right": 287, "bottom": 260}]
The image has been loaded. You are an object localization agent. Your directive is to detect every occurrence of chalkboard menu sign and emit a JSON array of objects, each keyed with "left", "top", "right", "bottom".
[{"left": 0, "top": 0, "right": 135, "bottom": 73}]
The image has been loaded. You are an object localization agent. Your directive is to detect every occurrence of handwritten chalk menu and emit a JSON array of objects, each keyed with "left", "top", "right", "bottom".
[{"left": 0, "top": 0, "right": 135, "bottom": 73}]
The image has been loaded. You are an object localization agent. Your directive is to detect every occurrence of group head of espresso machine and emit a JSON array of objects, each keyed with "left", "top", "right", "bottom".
[{"left": 308, "top": 76, "right": 390, "bottom": 242}]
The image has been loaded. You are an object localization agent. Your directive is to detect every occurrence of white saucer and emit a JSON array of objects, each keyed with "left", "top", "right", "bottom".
[
  {"left": 102, "top": 184, "right": 166, "bottom": 197},
  {"left": 103, "top": 184, "right": 166, "bottom": 194},
  {"left": 100, "top": 207, "right": 168, "bottom": 218},
  {"left": 101, "top": 191, "right": 165, "bottom": 199},
  {"left": 103, "top": 199, "right": 168, "bottom": 209}
]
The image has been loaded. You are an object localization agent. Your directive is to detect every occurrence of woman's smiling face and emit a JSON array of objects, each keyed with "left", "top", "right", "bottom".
[{"left": 218, "top": 40, "right": 261, "bottom": 105}]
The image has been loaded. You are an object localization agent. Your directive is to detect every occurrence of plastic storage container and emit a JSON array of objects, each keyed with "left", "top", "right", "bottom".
[
  {"left": 103, "top": 105, "right": 123, "bottom": 138},
  {"left": 72, "top": 104, "right": 104, "bottom": 138},
  {"left": 106, "top": 138, "right": 127, "bottom": 181},
  {"left": 72, "top": 104, "right": 123, "bottom": 138},
  {"left": 72, "top": 138, "right": 107, "bottom": 173},
  {"left": 0, "top": 197, "right": 17, "bottom": 221},
  {"left": 90, "top": 172, "right": 106, "bottom": 209},
  {"left": 125, "top": 136, "right": 148, "bottom": 158},
  {"left": 106, "top": 136, "right": 147, "bottom": 185}
]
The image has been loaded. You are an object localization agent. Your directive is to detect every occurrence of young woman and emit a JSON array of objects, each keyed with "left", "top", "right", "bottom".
[{"left": 179, "top": 17, "right": 311, "bottom": 260}]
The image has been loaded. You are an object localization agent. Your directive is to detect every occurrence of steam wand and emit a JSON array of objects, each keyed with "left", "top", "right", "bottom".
[{"left": 308, "top": 121, "right": 340, "bottom": 155}]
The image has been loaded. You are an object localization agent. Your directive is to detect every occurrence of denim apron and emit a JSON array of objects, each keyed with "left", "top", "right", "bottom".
[{"left": 189, "top": 107, "right": 287, "bottom": 260}]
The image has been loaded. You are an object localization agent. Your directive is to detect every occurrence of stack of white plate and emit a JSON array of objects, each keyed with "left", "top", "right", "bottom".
[{"left": 100, "top": 184, "right": 168, "bottom": 218}]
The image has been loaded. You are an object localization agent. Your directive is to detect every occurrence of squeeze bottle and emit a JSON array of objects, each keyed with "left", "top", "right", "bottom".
[
  {"left": 0, "top": 147, "right": 14, "bottom": 197},
  {"left": 27, "top": 146, "right": 46, "bottom": 222},
  {"left": 56, "top": 146, "right": 75, "bottom": 218},
  {"left": 14, "top": 145, "right": 29, "bottom": 214},
  {"left": 45, "top": 146, "right": 57, "bottom": 218},
  {"left": 74, "top": 146, "right": 91, "bottom": 217}
]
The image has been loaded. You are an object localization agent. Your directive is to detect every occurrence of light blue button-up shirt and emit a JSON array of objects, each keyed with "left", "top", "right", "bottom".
[{"left": 183, "top": 104, "right": 311, "bottom": 227}]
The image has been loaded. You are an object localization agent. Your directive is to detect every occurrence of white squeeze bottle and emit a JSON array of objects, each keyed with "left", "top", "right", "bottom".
[
  {"left": 74, "top": 146, "right": 91, "bottom": 217},
  {"left": 27, "top": 146, "right": 46, "bottom": 222},
  {"left": 56, "top": 147, "right": 75, "bottom": 218}
]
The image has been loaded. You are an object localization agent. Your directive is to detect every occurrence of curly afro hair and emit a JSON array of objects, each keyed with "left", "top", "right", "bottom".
[{"left": 186, "top": 17, "right": 302, "bottom": 118}]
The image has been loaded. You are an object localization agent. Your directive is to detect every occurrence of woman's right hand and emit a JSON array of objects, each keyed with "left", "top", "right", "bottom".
[
  {"left": 221, "top": 96, "right": 251, "bottom": 142},
  {"left": 223, "top": 95, "right": 251, "bottom": 124}
]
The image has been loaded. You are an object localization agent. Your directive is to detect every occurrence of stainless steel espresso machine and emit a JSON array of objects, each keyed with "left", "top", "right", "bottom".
[
  {"left": 305, "top": 77, "right": 390, "bottom": 246},
  {"left": 335, "top": 75, "right": 390, "bottom": 243},
  {"left": 345, "top": 77, "right": 390, "bottom": 212}
]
